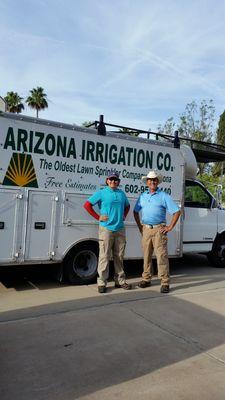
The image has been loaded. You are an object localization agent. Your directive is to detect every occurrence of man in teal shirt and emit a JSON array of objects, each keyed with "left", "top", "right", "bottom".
[{"left": 84, "top": 170, "right": 132, "bottom": 293}]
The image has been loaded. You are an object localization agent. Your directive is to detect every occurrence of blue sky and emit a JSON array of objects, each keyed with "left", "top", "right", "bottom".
[{"left": 1, "top": 0, "right": 225, "bottom": 133}]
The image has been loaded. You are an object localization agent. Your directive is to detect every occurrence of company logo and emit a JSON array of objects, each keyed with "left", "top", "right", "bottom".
[{"left": 3, "top": 153, "right": 38, "bottom": 187}]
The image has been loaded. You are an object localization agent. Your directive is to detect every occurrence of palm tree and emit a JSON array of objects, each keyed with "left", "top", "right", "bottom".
[
  {"left": 26, "top": 87, "right": 48, "bottom": 118},
  {"left": 4, "top": 91, "right": 24, "bottom": 113}
]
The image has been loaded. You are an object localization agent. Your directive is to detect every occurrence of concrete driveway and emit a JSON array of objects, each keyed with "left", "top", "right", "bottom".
[{"left": 1, "top": 255, "right": 225, "bottom": 400}]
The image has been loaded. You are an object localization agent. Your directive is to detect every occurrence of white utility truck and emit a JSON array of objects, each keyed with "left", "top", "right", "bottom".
[{"left": 0, "top": 112, "right": 225, "bottom": 284}]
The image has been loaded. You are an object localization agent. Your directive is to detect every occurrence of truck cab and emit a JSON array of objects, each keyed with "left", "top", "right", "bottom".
[
  {"left": 181, "top": 144, "right": 225, "bottom": 267},
  {"left": 183, "top": 179, "right": 218, "bottom": 252}
]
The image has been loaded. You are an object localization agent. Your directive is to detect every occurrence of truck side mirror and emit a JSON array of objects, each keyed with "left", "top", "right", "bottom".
[{"left": 211, "top": 198, "right": 218, "bottom": 209}]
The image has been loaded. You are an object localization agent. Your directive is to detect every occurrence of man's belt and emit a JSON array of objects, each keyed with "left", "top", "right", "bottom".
[{"left": 143, "top": 223, "right": 165, "bottom": 229}]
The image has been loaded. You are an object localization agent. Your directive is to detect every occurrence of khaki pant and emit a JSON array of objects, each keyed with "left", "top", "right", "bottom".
[
  {"left": 142, "top": 225, "right": 170, "bottom": 285},
  {"left": 98, "top": 226, "right": 126, "bottom": 287}
]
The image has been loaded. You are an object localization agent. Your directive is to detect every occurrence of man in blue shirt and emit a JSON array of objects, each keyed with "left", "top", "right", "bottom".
[
  {"left": 133, "top": 170, "right": 181, "bottom": 293},
  {"left": 84, "top": 170, "right": 132, "bottom": 293}
]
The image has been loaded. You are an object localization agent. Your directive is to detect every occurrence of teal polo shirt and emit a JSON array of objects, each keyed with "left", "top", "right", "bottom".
[
  {"left": 88, "top": 187, "right": 130, "bottom": 232},
  {"left": 134, "top": 188, "right": 179, "bottom": 225}
]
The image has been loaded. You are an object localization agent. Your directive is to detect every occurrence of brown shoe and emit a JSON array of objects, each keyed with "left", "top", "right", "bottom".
[
  {"left": 160, "top": 285, "right": 170, "bottom": 293},
  {"left": 98, "top": 286, "right": 106, "bottom": 294},
  {"left": 138, "top": 280, "right": 151, "bottom": 288},
  {"left": 115, "top": 282, "right": 132, "bottom": 290}
]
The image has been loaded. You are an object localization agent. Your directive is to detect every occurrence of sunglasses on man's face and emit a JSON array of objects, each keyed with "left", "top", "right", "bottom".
[
  {"left": 108, "top": 177, "right": 119, "bottom": 182},
  {"left": 147, "top": 178, "right": 158, "bottom": 182}
]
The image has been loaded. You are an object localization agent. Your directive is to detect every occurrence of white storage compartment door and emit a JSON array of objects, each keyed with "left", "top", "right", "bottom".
[
  {"left": 63, "top": 193, "right": 91, "bottom": 225},
  {"left": 25, "top": 191, "right": 57, "bottom": 260},
  {"left": 0, "top": 190, "right": 22, "bottom": 262}
]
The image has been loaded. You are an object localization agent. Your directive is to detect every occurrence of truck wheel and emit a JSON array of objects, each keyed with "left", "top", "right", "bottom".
[
  {"left": 207, "top": 235, "right": 225, "bottom": 268},
  {"left": 64, "top": 242, "right": 99, "bottom": 284}
]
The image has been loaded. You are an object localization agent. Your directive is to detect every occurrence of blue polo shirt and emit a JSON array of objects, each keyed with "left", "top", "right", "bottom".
[
  {"left": 134, "top": 188, "right": 179, "bottom": 225},
  {"left": 88, "top": 187, "right": 130, "bottom": 232}
]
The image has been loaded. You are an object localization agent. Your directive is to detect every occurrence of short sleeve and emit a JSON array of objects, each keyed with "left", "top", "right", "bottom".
[
  {"left": 134, "top": 195, "right": 142, "bottom": 212},
  {"left": 88, "top": 190, "right": 102, "bottom": 205},
  {"left": 164, "top": 193, "right": 180, "bottom": 215}
]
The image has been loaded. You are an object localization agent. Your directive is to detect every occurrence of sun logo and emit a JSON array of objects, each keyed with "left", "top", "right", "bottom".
[{"left": 3, "top": 153, "right": 38, "bottom": 187}]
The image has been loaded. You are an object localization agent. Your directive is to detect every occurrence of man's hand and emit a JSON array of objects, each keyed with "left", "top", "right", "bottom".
[
  {"left": 160, "top": 225, "right": 171, "bottom": 234},
  {"left": 138, "top": 224, "right": 143, "bottom": 235},
  {"left": 99, "top": 215, "right": 108, "bottom": 221},
  {"left": 160, "top": 210, "right": 181, "bottom": 234}
]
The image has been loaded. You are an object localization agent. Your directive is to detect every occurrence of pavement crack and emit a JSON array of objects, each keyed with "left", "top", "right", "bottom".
[
  {"left": 203, "top": 351, "right": 225, "bottom": 365},
  {"left": 128, "top": 307, "right": 199, "bottom": 345},
  {"left": 125, "top": 307, "right": 225, "bottom": 368}
]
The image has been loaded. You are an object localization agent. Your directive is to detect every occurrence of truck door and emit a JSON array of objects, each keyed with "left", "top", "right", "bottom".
[
  {"left": 0, "top": 189, "right": 23, "bottom": 262},
  {"left": 24, "top": 190, "right": 58, "bottom": 261},
  {"left": 183, "top": 180, "right": 217, "bottom": 252}
]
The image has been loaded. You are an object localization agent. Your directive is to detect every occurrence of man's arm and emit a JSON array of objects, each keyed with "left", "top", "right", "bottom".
[
  {"left": 83, "top": 201, "right": 108, "bottom": 221},
  {"left": 160, "top": 210, "right": 181, "bottom": 234},
  {"left": 133, "top": 210, "right": 143, "bottom": 234},
  {"left": 124, "top": 205, "right": 130, "bottom": 219},
  {"left": 83, "top": 201, "right": 99, "bottom": 220}
]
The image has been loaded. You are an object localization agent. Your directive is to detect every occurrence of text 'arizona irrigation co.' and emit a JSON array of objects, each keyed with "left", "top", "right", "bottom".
[{"left": 3, "top": 127, "right": 172, "bottom": 170}]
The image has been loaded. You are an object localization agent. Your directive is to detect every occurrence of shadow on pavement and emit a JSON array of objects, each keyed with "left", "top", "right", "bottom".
[{"left": 1, "top": 274, "right": 225, "bottom": 399}]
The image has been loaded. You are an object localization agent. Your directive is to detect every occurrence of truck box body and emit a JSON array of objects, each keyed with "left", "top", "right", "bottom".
[{"left": 0, "top": 112, "right": 225, "bottom": 282}]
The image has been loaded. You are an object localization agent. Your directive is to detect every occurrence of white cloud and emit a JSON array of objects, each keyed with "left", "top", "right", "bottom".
[{"left": 1, "top": 0, "right": 225, "bottom": 133}]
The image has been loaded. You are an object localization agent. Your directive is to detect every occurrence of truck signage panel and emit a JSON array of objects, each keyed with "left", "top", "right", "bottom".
[{"left": 0, "top": 117, "right": 184, "bottom": 198}]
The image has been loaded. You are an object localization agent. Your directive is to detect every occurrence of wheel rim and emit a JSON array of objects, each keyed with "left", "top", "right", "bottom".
[
  {"left": 217, "top": 244, "right": 225, "bottom": 263},
  {"left": 72, "top": 249, "right": 97, "bottom": 278}
]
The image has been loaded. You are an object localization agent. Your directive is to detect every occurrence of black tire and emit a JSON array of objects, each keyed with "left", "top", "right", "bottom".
[
  {"left": 64, "top": 242, "right": 99, "bottom": 284},
  {"left": 207, "top": 235, "right": 225, "bottom": 268}
]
